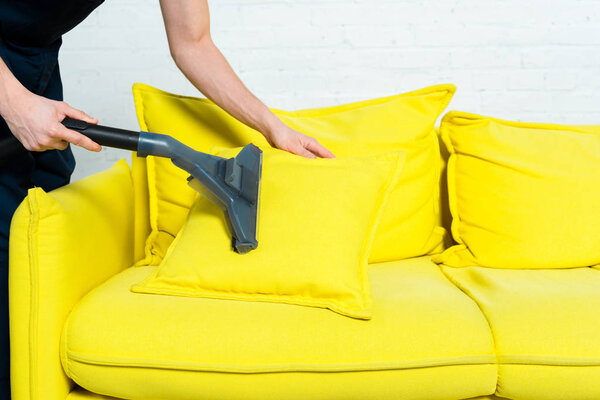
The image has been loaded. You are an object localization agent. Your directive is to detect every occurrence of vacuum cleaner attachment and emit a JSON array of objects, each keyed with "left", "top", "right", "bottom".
[{"left": 0, "top": 118, "right": 262, "bottom": 254}]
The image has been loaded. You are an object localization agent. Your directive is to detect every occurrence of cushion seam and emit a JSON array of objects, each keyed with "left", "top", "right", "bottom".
[
  {"left": 65, "top": 351, "right": 495, "bottom": 373},
  {"left": 437, "top": 266, "right": 500, "bottom": 390},
  {"left": 498, "top": 355, "right": 600, "bottom": 366},
  {"left": 130, "top": 284, "right": 368, "bottom": 319},
  {"left": 444, "top": 110, "right": 599, "bottom": 134}
]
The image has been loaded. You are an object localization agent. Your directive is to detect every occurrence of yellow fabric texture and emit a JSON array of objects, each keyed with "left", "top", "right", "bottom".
[
  {"left": 8, "top": 160, "right": 135, "bottom": 400},
  {"left": 132, "top": 146, "right": 405, "bottom": 319},
  {"left": 441, "top": 265, "right": 600, "bottom": 399},
  {"left": 436, "top": 126, "right": 454, "bottom": 248},
  {"left": 65, "top": 387, "right": 505, "bottom": 400},
  {"left": 131, "top": 153, "right": 151, "bottom": 264},
  {"left": 62, "top": 257, "right": 497, "bottom": 400},
  {"left": 132, "top": 83, "right": 455, "bottom": 265},
  {"left": 433, "top": 112, "right": 600, "bottom": 269}
]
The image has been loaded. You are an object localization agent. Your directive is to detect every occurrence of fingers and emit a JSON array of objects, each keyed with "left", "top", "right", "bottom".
[
  {"left": 52, "top": 124, "right": 102, "bottom": 152},
  {"left": 60, "top": 102, "right": 98, "bottom": 124},
  {"left": 52, "top": 102, "right": 101, "bottom": 151},
  {"left": 304, "top": 136, "right": 335, "bottom": 159},
  {"left": 291, "top": 145, "right": 317, "bottom": 159},
  {"left": 267, "top": 126, "right": 335, "bottom": 159}
]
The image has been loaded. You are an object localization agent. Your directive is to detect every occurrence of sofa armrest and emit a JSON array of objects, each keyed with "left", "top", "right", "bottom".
[{"left": 9, "top": 159, "right": 134, "bottom": 400}]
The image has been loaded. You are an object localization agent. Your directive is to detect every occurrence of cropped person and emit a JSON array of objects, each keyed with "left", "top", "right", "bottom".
[{"left": 0, "top": 1, "right": 333, "bottom": 397}]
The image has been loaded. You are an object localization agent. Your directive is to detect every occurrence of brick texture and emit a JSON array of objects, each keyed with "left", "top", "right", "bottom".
[{"left": 58, "top": 0, "right": 600, "bottom": 180}]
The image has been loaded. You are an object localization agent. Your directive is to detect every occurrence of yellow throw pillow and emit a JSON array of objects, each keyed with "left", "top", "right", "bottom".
[
  {"left": 132, "top": 83, "right": 455, "bottom": 265},
  {"left": 131, "top": 146, "right": 406, "bottom": 319},
  {"left": 433, "top": 111, "right": 600, "bottom": 269}
]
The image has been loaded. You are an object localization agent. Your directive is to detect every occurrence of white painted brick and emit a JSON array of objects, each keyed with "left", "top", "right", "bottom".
[
  {"left": 508, "top": 70, "right": 545, "bottom": 91},
  {"left": 239, "top": 3, "right": 312, "bottom": 27},
  {"left": 471, "top": 71, "right": 510, "bottom": 91},
  {"left": 450, "top": 48, "right": 521, "bottom": 69},
  {"left": 575, "top": 69, "right": 600, "bottom": 90},
  {"left": 551, "top": 93, "right": 599, "bottom": 112},
  {"left": 521, "top": 46, "right": 600, "bottom": 68},
  {"left": 311, "top": 3, "right": 451, "bottom": 26},
  {"left": 50, "top": 0, "right": 600, "bottom": 181},
  {"left": 480, "top": 91, "right": 553, "bottom": 114},
  {"left": 343, "top": 25, "right": 414, "bottom": 48},
  {"left": 213, "top": 26, "right": 345, "bottom": 49},
  {"left": 545, "top": 70, "right": 578, "bottom": 90}
]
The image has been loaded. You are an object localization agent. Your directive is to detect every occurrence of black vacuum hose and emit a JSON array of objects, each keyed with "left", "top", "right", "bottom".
[{"left": 0, "top": 117, "right": 140, "bottom": 164}]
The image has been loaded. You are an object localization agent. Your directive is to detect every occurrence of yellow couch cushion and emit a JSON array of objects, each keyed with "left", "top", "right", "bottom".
[
  {"left": 65, "top": 388, "right": 506, "bottom": 400},
  {"left": 433, "top": 112, "right": 600, "bottom": 269},
  {"left": 132, "top": 146, "right": 405, "bottom": 319},
  {"left": 441, "top": 265, "right": 600, "bottom": 400},
  {"left": 132, "top": 83, "right": 455, "bottom": 265},
  {"left": 62, "top": 257, "right": 497, "bottom": 400}
]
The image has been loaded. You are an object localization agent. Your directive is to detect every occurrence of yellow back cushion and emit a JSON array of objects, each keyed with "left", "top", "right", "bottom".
[
  {"left": 433, "top": 112, "right": 600, "bottom": 269},
  {"left": 436, "top": 127, "right": 453, "bottom": 247},
  {"left": 132, "top": 146, "right": 405, "bottom": 319},
  {"left": 132, "top": 83, "right": 455, "bottom": 265}
]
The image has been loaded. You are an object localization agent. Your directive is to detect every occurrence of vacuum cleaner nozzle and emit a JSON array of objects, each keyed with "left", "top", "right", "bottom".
[
  {"left": 137, "top": 131, "right": 262, "bottom": 254},
  {"left": 187, "top": 144, "right": 262, "bottom": 254}
]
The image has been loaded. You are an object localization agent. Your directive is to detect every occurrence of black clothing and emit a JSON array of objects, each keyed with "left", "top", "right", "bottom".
[
  {"left": 0, "top": 0, "right": 104, "bottom": 47},
  {"left": 0, "top": 1, "right": 104, "bottom": 397}
]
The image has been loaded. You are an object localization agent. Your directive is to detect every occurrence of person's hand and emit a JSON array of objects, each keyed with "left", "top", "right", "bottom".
[
  {"left": 263, "top": 123, "right": 335, "bottom": 159},
  {"left": 4, "top": 89, "right": 101, "bottom": 152}
]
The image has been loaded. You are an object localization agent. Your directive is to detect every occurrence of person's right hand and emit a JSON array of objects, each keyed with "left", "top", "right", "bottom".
[{"left": 4, "top": 89, "right": 101, "bottom": 152}]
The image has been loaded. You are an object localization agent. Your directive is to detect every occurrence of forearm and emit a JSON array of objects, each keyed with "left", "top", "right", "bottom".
[
  {"left": 158, "top": 0, "right": 334, "bottom": 158},
  {"left": 172, "top": 38, "right": 283, "bottom": 137}
]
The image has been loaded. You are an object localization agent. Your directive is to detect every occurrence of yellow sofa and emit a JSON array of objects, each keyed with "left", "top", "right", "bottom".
[{"left": 8, "top": 114, "right": 600, "bottom": 400}]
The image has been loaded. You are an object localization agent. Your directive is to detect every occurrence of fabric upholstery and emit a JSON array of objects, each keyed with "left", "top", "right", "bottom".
[
  {"left": 65, "top": 387, "right": 507, "bottom": 400},
  {"left": 131, "top": 153, "right": 151, "bottom": 265},
  {"left": 9, "top": 160, "right": 134, "bottom": 400},
  {"left": 132, "top": 146, "right": 405, "bottom": 319},
  {"left": 132, "top": 83, "right": 455, "bottom": 264},
  {"left": 441, "top": 265, "right": 600, "bottom": 400},
  {"left": 434, "top": 112, "right": 600, "bottom": 269},
  {"left": 61, "top": 257, "right": 496, "bottom": 400},
  {"left": 436, "top": 127, "right": 454, "bottom": 247}
]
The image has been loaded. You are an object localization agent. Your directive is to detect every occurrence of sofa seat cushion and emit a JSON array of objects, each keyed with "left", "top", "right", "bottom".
[
  {"left": 64, "top": 387, "right": 507, "bottom": 400},
  {"left": 441, "top": 266, "right": 600, "bottom": 400},
  {"left": 61, "top": 256, "right": 496, "bottom": 400}
]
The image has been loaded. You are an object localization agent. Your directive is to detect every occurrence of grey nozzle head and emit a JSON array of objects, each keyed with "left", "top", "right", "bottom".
[
  {"left": 137, "top": 131, "right": 262, "bottom": 254},
  {"left": 184, "top": 143, "right": 262, "bottom": 254}
]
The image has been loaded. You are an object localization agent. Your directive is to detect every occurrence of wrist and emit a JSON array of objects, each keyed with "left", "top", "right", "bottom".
[
  {"left": 0, "top": 76, "right": 28, "bottom": 120},
  {"left": 257, "top": 111, "right": 284, "bottom": 140}
]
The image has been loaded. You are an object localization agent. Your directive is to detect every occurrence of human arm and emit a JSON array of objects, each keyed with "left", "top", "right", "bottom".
[
  {"left": 0, "top": 56, "right": 100, "bottom": 152},
  {"left": 158, "top": 0, "right": 334, "bottom": 159}
]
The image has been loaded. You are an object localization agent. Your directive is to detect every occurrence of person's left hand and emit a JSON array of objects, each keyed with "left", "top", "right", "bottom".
[{"left": 263, "top": 123, "right": 335, "bottom": 159}]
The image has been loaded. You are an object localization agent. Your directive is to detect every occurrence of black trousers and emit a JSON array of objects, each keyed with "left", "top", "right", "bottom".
[{"left": 0, "top": 38, "right": 75, "bottom": 399}]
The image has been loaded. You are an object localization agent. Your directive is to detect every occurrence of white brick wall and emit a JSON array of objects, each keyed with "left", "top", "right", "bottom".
[{"left": 59, "top": 0, "right": 600, "bottom": 181}]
